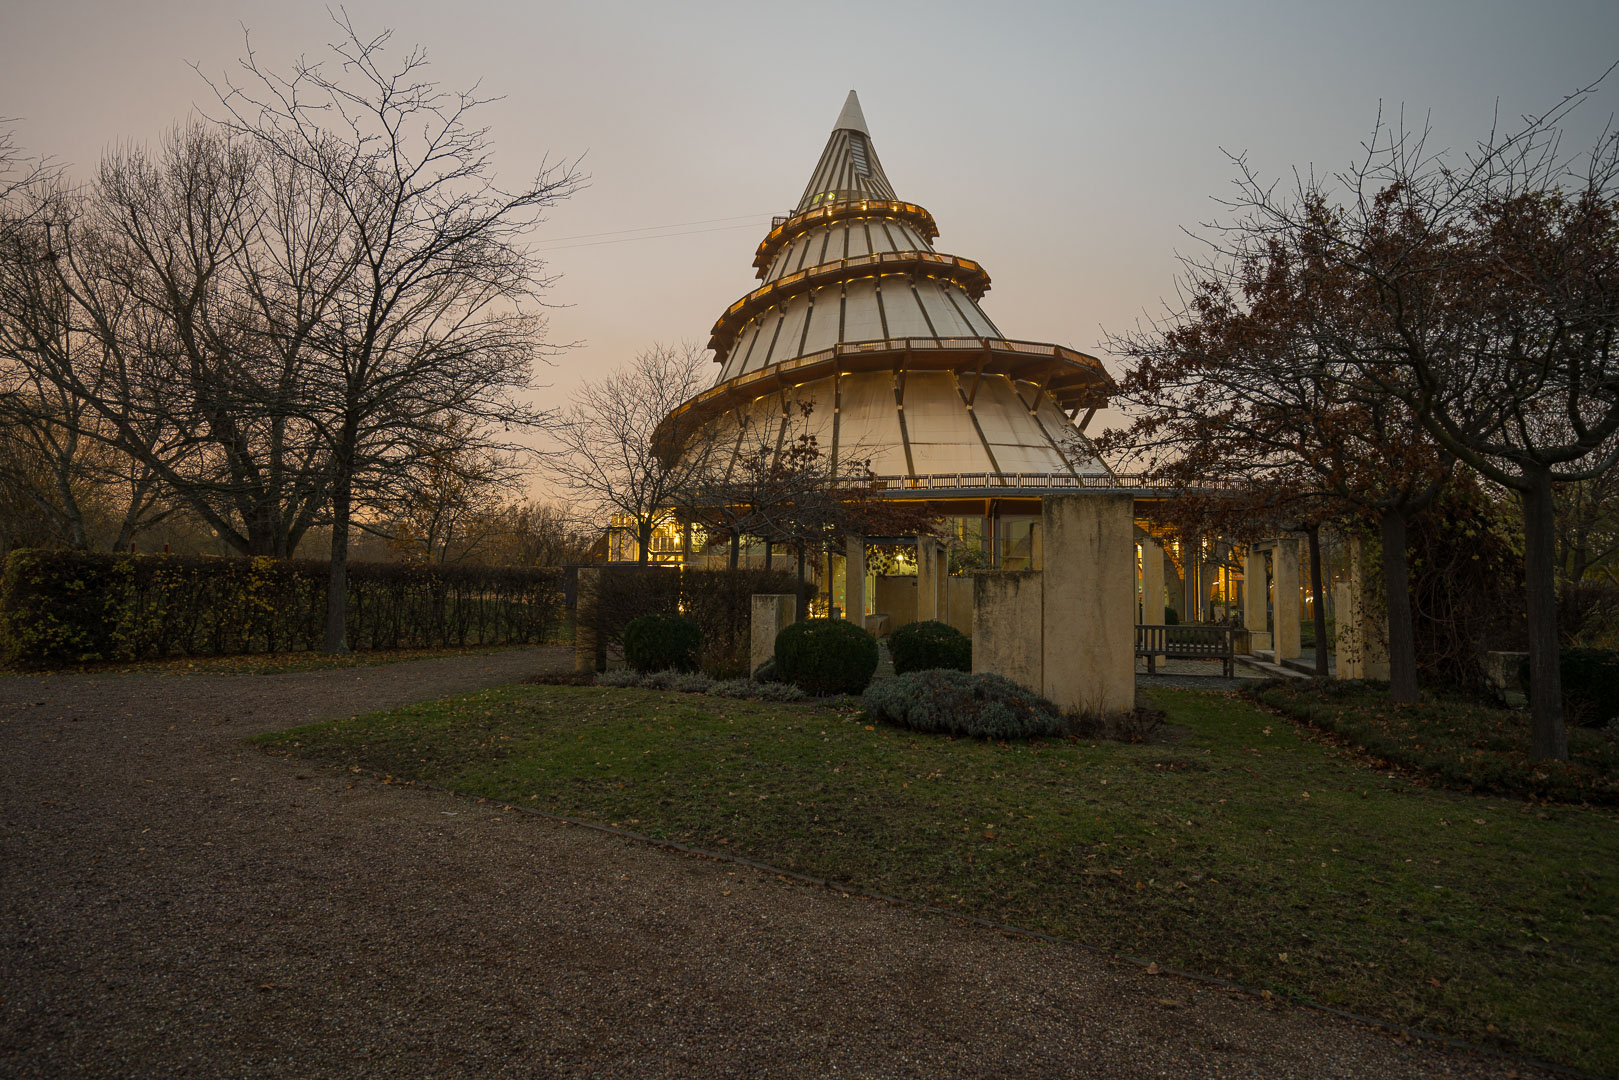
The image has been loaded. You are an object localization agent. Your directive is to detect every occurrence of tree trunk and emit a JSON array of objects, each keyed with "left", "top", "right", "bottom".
[
  {"left": 764, "top": 540, "right": 773, "bottom": 571},
  {"left": 323, "top": 470, "right": 352, "bottom": 654},
  {"left": 729, "top": 532, "right": 740, "bottom": 569},
  {"left": 637, "top": 518, "right": 652, "bottom": 566},
  {"left": 1521, "top": 466, "right": 1568, "bottom": 761},
  {"left": 1379, "top": 510, "right": 1418, "bottom": 704},
  {"left": 795, "top": 543, "right": 807, "bottom": 613},
  {"left": 1306, "top": 524, "right": 1329, "bottom": 678}
]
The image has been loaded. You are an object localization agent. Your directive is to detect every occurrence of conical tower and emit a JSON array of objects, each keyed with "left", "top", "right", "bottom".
[{"left": 660, "top": 92, "right": 1114, "bottom": 562}]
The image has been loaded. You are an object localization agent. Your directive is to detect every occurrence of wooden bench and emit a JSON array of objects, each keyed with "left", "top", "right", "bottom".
[{"left": 1135, "top": 624, "right": 1235, "bottom": 677}]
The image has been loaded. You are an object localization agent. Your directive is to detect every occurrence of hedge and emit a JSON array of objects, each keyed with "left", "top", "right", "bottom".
[
  {"left": 581, "top": 565, "right": 802, "bottom": 678},
  {"left": 0, "top": 550, "right": 564, "bottom": 667}
]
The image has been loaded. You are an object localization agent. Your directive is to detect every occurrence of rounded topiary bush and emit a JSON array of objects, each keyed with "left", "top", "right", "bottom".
[
  {"left": 773, "top": 618, "right": 879, "bottom": 695},
  {"left": 863, "top": 669, "right": 1065, "bottom": 740},
  {"left": 622, "top": 612, "right": 701, "bottom": 673},
  {"left": 888, "top": 619, "right": 971, "bottom": 675},
  {"left": 1519, "top": 648, "right": 1619, "bottom": 728}
]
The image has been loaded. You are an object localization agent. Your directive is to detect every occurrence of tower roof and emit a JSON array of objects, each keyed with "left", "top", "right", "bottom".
[
  {"left": 833, "top": 89, "right": 869, "bottom": 135},
  {"left": 796, "top": 90, "right": 896, "bottom": 212}
]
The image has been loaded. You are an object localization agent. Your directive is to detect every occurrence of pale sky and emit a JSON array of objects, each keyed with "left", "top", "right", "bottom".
[{"left": 4, "top": 0, "right": 1617, "bottom": 441}]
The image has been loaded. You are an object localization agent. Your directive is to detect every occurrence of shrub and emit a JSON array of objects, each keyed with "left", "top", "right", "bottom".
[
  {"left": 1164, "top": 606, "right": 1179, "bottom": 625},
  {"left": 1519, "top": 648, "right": 1619, "bottom": 728},
  {"left": 863, "top": 669, "right": 1065, "bottom": 740},
  {"left": 888, "top": 619, "right": 971, "bottom": 675},
  {"left": 709, "top": 677, "right": 806, "bottom": 702},
  {"left": 774, "top": 618, "right": 879, "bottom": 695},
  {"left": 623, "top": 613, "right": 701, "bottom": 673},
  {"left": 752, "top": 657, "right": 782, "bottom": 682},
  {"left": 639, "top": 669, "right": 714, "bottom": 694},
  {"left": 596, "top": 669, "right": 644, "bottom": 687},
  {"left": 0, "top": 550, "right": 563, "bottom": 667}
]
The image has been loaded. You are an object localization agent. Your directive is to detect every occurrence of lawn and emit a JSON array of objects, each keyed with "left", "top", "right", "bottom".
[
  {"left": 254, "top": 684, "right": 1619, "bottom": 1075},
  {"left": 1254, "top": 680, "right": 1619, "bottom": 804}
]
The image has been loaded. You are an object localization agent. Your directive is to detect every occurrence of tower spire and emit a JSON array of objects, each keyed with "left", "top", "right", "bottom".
[
  {"left": 833, "top": 90, "right": 868, "bottom": 135},
  {"left": 796, "top": 90, "right": 896, "bottom": 212}
]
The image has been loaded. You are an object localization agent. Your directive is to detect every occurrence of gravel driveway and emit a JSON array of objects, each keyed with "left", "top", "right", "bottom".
[{"left": 0, "top": 650, "right": 1551, "bottom": 1078}]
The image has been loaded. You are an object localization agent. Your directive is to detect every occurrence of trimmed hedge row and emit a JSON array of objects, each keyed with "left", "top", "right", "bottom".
[{"left": 0, "top": 550, "right": 565, "bottom": 667}]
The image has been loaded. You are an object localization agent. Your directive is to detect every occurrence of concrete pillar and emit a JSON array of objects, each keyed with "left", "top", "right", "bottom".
[
  {"left": 844, "top": 536, "right": 866, "bottom": 623},
  {"left": 574, "top": 567, "right": 602, "bottom": 673},
  {"left": 1139, "top": 537, "right": 1165, "bottom": 624},
  {"left": 1336, "top": 535, "right": 1389, "bottom": 680},
  {"left": 1243, "top": 549, "right": 1271, "bottom": 652},
  {"left": 1041, "top": 494, "right": 1135, "bottom": 717},
  {"left": 917, "top": 537, "right": 946, "bottom": 622},
  {"left": 750, "top": 593, "right": 798, "bottom": 677},
  {"left": 973, "top": 571, "right": 1043, "bottom": 692},
  {"left": 1185, "top": 535, "right": 1202, "bottom": 623},
  {"left": 1273, "top": 537, "right": 1302, "bottom": 660}
]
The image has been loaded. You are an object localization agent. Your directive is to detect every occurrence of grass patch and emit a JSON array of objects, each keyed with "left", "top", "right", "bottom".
[
  {"left": 1252, "top": 679, "right": 1619, "bottom": 805},
  {"left": 254, "top": 684, "right": 1619, "bottom": 1074},
  {"left": 0, "top": 643, "right": 546, "bottom": 678}
]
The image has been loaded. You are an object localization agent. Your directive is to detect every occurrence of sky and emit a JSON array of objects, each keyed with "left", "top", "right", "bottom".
[{"left": 4, "top": 0, "right": 1617, "bottom": 443}]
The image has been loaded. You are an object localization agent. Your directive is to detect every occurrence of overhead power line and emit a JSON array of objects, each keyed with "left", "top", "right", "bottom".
[
  {"left": 536, "top": 219, "right": 773, "bottom": 252},
  {"left": 534, "top": 212, "right": 775, "bottom": 247}
]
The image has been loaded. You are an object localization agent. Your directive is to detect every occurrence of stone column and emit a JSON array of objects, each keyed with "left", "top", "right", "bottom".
[
  {"left": 973, "top": 571, "right": 1043, "bottom": 692},
  {"left": 751, "top": 593, "right": 798, "bottom": 677},
  {"left": 844, "top": 536, "right": 866, "bottom": 625},
  {"left": 1243, "top": 548, "right": 1270, "bottom": 652},
  {"left": 916, "top": 537, "right": 946, "bottom": 622},
  {"left": 1139, "top": 537, "right": 1165, "bottom": 624},
  {"left": 1185, "top": 535, "right": 1202, "bottom": 623},
  {"left": 1336, "top": 534, "right": 1388, "bottom": 679},
  {"left": 574, "top": 567, "right": 602, "bottom": 673},
  {"left": 1041, "top": 494, "right": 1135, "bottom": 717},
  {"left": 1273, "top": 537, "right": 1302, "bottom": 660}
]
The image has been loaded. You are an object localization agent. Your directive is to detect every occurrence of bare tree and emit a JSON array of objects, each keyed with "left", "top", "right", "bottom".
[
  {"left": 204, "top": 17, "right": 583, "bottom": 649},
  {"left": 545, "top": 342, "right": 717, "bottom": 565}
]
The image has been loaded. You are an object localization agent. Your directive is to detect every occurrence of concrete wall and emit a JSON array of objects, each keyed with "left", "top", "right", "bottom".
[
  {"left": 942, "top": 576, "right": 974, "bottom": 637},
  {"left": 973, "top": 571, "right": 1043, "bottom": 692},
  {"left": 1041, "top": 493, "right": 1136, "bottom": 717},
  {"left": 873, "top": 575, "right": 918, "bottom": 629},
  {"left": 750, "top": 593, "right": 798, "bottom": 675}
]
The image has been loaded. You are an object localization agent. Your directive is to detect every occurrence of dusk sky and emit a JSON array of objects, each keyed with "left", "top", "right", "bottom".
[{"left": 4, "top": 0, "right": 1617, "bottom": 436}]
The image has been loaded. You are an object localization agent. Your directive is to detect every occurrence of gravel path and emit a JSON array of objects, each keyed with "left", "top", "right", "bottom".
[{"left": 1, "top": 651, "right": 1552, "bottom": 1079}]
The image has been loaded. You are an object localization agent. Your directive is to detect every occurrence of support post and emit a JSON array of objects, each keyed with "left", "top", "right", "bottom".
[
  {"left": 1274, "top": 537, "right": 1302, "bottom": 660},
  {"left": 1139, "top": 537, "right": 1165, "bottom": 624},
  {"left": 751, "top": 593, "right": 798, "bottom": 677},
  {"left": 1243, "top": 548, "right": 1270, "bottom": 652},
  {"left": 917, "top": 537, "right": 946, "bottom": 622},
  {"left": 844, "top": 536, "right": 866, "bottom": 625},
  {"left": 1040, "top": 494, "right": 1135, "bottom": 717}
]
